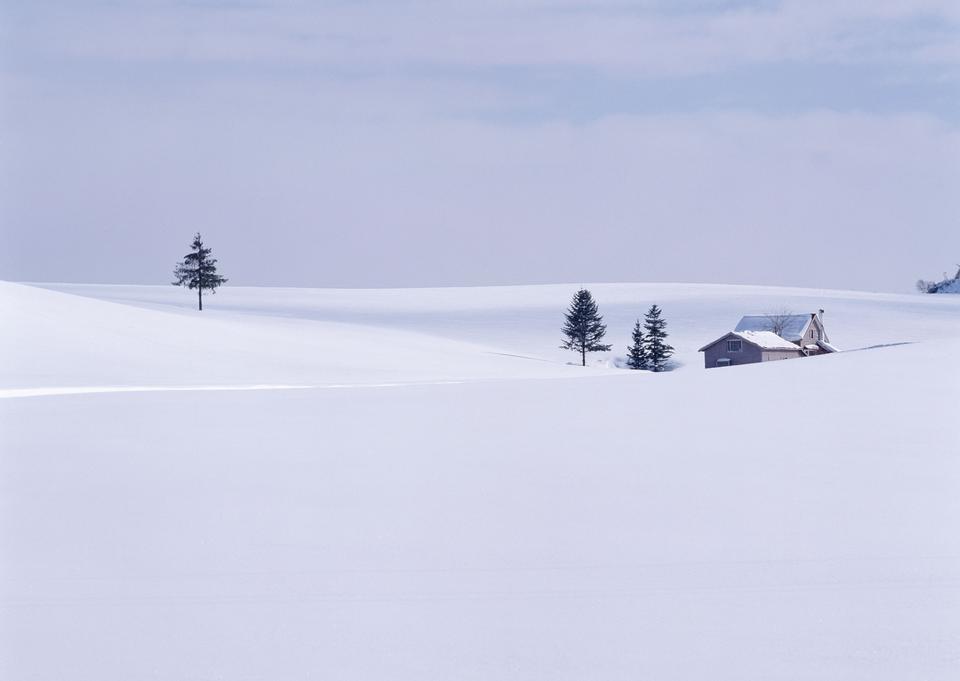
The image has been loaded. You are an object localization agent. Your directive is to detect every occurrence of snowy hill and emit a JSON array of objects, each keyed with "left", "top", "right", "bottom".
[
  {"left": 6, "top": 280, "right": 960, "bottom": 391},
  {"left": 1, "top": 281, "right": 959, "bottom": 680}
]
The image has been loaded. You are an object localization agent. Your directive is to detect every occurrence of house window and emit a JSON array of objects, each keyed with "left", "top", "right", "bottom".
[{"left": 727, "top": 339, "right": 742, "bottom": 352}]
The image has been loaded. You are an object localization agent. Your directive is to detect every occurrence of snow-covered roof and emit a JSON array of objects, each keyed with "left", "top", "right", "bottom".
[
  {"left": 698, "top": 330, "right": 801, "bottom": 352},
  {"left": 732, "top": 331, "right": 801, "bottom": 351},
  {"left": 817, "top": 340, "right": 841, "bottom": 353},
  {"left": 734, "top": 314, "right": 813, "bottom": 342}
]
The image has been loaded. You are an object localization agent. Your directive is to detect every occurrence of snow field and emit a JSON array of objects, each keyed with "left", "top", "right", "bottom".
[{"left": 1, "top": 281, "right": 958, "bottom": 679}]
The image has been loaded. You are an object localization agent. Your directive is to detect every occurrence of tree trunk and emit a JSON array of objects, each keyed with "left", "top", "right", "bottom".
[
  {"left": 581, "top": 345, "right": 586, "bottom": 366},
  {"left": 198, "top": 287, "right": 202, "bottom": 311}
]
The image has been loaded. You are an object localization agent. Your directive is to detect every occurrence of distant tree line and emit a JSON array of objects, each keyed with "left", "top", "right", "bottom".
[
  {"left": 917, "top": 264, "right": 960, "bottom": 294},
  {"left": 561, "top": 288, "right": 674, "bottom": 371}
]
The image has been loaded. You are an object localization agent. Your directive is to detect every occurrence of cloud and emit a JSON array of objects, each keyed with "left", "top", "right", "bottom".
[
  {"left": 1, "top": 1, "right": 957, "bottom": 290},
  {"left": 4, "top": 0, "right": 958, "bottom": 77}
]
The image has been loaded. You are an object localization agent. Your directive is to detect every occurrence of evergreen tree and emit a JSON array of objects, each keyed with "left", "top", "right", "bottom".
[
  {"left": 642, "top": 304, "right": 674, "bottom": 372},
  {"left": 625, "top": 318, "right": 648, "bottom": 370},
  {"left": 172, "top": 233, "right": 227, "bottom": 311},
  {"left": 561, "top": 288, "right": 612, "bottom": 366}
]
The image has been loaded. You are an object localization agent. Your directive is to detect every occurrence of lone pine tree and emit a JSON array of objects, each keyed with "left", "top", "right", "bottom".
[
  {"left": 561, "top": 288, "right": 612, "bottom": 366},
  {"left": 642, "top": 304, "right": 674, "bottom": 372},
  {"left": 172, "top": 233, "right": 227, "bottom": 311},
  {"left": 625, "top": 318, "right": 648, "bottom": 370}
]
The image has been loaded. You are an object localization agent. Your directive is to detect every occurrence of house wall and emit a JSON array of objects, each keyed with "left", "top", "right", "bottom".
[
  {"left": 800, "top": 316, "right": 824, "bottom": 345},
  {"left": 761, "top": 350, "right": 802, "bottom": 362},
  {"left": 702, "top": 335, "right": 763, "bottom": 368},
  {"left": 797, "top": 315, "right": 829, "bottom": 354}
]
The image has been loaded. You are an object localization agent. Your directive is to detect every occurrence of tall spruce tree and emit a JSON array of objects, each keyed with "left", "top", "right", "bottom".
[
  {"left": 625, "top": 318, "right": 648, "bottom": 370},
  {"left": 172, "top": 233, "right": 227, "bottom": 311},
  {"left": 642, "top": 304, "right": 674, "bottom": 372},
  {"left": 561, "top": 288, "right": 612, "bottom": 366}
]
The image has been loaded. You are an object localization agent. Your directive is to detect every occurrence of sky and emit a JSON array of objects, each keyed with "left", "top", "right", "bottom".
[{"left": 1, "top": 0, "right": 958, "bottom": 292}]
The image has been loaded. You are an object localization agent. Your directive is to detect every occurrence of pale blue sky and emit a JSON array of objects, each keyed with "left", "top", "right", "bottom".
[{"left": 2, "top": 0, "right": 958, "bottom": 291}]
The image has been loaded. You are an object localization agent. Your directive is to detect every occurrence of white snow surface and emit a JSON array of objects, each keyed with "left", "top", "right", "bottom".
[{"left": 2, "top": 281, "right": 959, "bottom": 680}]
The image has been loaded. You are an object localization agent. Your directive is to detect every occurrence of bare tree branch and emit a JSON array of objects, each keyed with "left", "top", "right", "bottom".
[{"left": 763, "top": 308, "right": 794, "bottom": 336}]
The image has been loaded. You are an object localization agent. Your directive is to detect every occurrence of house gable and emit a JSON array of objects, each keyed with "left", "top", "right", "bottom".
[
  {"left": 699, "top": 330, "right": 799, "bottom": 353},
  {"left": 700, "top": 332, "right": 764, "bottom": 367}
]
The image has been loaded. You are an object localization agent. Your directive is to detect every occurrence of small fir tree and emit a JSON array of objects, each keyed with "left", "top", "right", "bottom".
[
  {"left": 172, "top": 233, "right": 227, "bottom": 311},
  {"left": 625, "top": 318, "right": 648, "bottom": 370},
  {"left": 642, "top": 304, "right": 674, "bottom": 372},
  {"left": 561, "top": 288, "right": 612, "bottom": 366}
]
